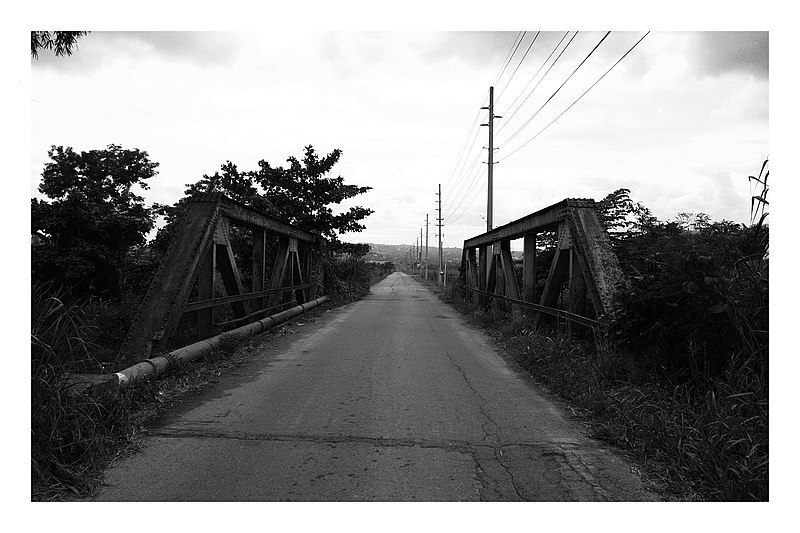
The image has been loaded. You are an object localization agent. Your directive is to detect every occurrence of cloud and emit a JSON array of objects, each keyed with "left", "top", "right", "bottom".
[
  {"left": 689, "top": 31, "right": 768, "bottom": 80},
  {"left": 32, "top": 31, "right": 248, "bottom": 74},
  {"left": 119, "top": 32, "right": 247, "bottom": 66},
  {"left": 422, "top": 31, "right": 517, "bottom": 67}
]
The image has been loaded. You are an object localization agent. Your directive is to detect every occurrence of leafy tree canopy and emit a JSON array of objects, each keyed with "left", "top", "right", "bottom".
[
  {"left": 253, "top": 146, "right": 373, "bottom": 241},
  {"left": 598, "top": 188, "right": 659, "bottom": 240},
  {"left": 31, "top": 31, "right": 89, "bottom": 59},
  {"left": 157, "top": 145, "right": 373, "bottom": 250},
  {"left": 32, "top": 145, "right": 158, "bottom": 299}
]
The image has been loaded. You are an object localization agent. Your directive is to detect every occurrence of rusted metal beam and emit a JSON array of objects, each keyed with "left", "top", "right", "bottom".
[
  {"left": 466, "top": 248, "right": 477, "bottom": 300},
  {"left": 216, "top": 242, "right": 250, "bottom": 318},
  {"left": 485, "top": 251, "right": 498, "bottom": 309},
  {"left": 252, "top": 227, "right": 267, "bottom": 309},
  {"left": 183, "top": 283, "right": 315, "bottom": 312},
  {"left": 463, "top": 199, "right": 578, "bottom": 249},
  {"left": 117, "top": 194, "right": 323, "bottom": 365},
  {"left": 212, "top": 217, "right": 250, "bottom": 317},
  {"left": 522, "top": 232, "right": 537, "bottom": 304},
  {"left": 478, "top": 245, "right": 488, "bottom": 306},
  {"left": 568, "top": 248, "right": 588, "bottom": 335},
  {"left": 565, "top": 204, "right": 625, "bottom": 320},
  {"left": 494, "top": 245, "right": 505, "bottom": 313},
  {"left": 302, "top": 244, "right": 313, "bottom": 301},
  {"left": 215, "top": 300, "right": 295, "bottom": 329},
  {"left": 462, "top": 286, "right": 602, "bottom": 329},
  {"left": 196, "top": 244, "right": 215, "bottom": 339},
  {"left": 539, "top": 224, "right": 571, "bottom": 310},
  {"left": 206, "top": 194, "right": 315, "bottom": 243},
  {"left": 116, "top": 200, "right": 221, "bottom": 364},
  {"left": 499, "top": 240, "right": 522, "bottom": 317},
  {"left": 290, "top": 249, "right": 306, "bottom": 304},
  {"left": 460, "top": 196, "right": 623, "bottom": 332},
  {"left": 266, "top": 236, "right": 291, "bottom": 308}
]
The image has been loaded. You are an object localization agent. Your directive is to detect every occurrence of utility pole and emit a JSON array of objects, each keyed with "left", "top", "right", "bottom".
[
  {"left": 419, "top": 227, "right": 423, "bottom": 276},
  {"left": 437, "top": 183, "right": 443, "bottom": 285},
  {"left": 481, "top": 86, "right": 501, "bottom": 232},
  {"left": 425, "top": 214, "right": 429, "bottom": 281}
]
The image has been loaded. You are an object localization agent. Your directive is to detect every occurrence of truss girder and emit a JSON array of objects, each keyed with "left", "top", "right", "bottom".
[
  {"left": 460, "top": 198, "right": 624, "bottom": 331},
  {"left": 117, "top": 194, "right": 317, "bottom": 364}
]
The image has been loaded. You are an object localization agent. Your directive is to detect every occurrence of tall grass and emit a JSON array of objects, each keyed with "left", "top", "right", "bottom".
[
  {"left": 446, "top": 284, "right": 767, "bottom": 501},
  {"left": 31, "top": 283, "right": 133, "bottom": 499}
]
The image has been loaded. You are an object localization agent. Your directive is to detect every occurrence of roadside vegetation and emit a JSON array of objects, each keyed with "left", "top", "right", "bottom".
[
  {"left": 442, "top": 167, "right": 768, "bottom": 501},
  {"left": 31, "top": 143, "right": 381, "bottom": 500}
]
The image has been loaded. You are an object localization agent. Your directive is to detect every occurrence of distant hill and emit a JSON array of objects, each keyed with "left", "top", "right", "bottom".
[
  {"left": 361, "top": 243, "right": 522, "bottom": 267},
  {"left": 362, "top": 243, "right": 462, "bottom": 265}
]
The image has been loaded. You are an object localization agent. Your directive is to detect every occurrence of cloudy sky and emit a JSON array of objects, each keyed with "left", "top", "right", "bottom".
[{"left": 30, "top": 28, "right": 768, "bottom": 250}]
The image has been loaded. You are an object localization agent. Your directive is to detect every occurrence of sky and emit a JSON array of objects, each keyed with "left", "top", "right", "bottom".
[{"left": 30, "top": 28, "right": 768, "bottom": 250}]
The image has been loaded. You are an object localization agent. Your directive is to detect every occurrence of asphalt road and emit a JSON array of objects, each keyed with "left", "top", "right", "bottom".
[{"left": 98, "top": 272, "right": 655, "bottom": 501}]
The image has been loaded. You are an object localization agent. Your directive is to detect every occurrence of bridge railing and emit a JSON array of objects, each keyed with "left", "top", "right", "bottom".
[
  {"left": 459, "top": 198, "right": 624, "bottom": 334},
  {"left": 116, "top": 194, "right": 321, "bottom": 365}
]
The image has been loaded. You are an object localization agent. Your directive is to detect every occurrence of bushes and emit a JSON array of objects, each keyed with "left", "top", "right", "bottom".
[
  {"left": 323, "top": 255, "right": 393, "bottom": 303},
  {"left": 612, "top": 221, "right": 768, "bottom": 382}
]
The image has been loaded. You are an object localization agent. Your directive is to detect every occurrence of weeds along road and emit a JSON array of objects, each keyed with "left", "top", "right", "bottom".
[{"left": 98, "top": 272, "right": 655, "bottom": 501}]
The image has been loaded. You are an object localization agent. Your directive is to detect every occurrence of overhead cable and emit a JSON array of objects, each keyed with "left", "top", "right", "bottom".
[
  {"left": 492, "top": 32, "right": 526, "bottom": 87},
  {"left": 497, "top": 31, "right": 650, "bottom": 162},
  {"left": 500, "top": 31, "right": 611, "bottom": 148},
  {"left": 495, "top": 31, "right": 574, "bottom": 136},
  {"left": 495, "top": 31, "right": 541, "bottom": 104}
]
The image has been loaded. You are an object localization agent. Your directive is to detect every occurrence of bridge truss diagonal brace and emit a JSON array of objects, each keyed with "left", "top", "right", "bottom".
[
  {"left": 117, "top": 199, "right": 223, "bottom": 364},
  {"left": 116, "top": 195, "right": 317, "bottom": 366},
  {"left": 565, "top": 205, "right": 626, "bottom": 321},
  {"left": 213, "top": 218, "right": 251, "bottom": 319},
  {"left": 499, "top": 240, "right": 522, "bottom": 317}
]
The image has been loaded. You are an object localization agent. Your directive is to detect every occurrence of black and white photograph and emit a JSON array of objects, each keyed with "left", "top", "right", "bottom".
[{"left": 18, "top": 0, "right": 789, "bottom": 529}]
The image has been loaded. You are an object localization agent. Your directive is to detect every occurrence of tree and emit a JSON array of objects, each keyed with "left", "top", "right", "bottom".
[
  {"left": 156, "top": 145, "right": 373, "bottom": 251},
  {"left": 338, "top": 242, "right": 371, "bottom": 258},
  {"left": 598, "top": 188, "right": 659, "bottom": 241},
  {"left": 31, "top": 31, "right": 89, "bottom": 59},
  {"left": 597, "top": 188, "right": 634, "bottom": 237},
  {"left": 252, "top": 145, "right": 373, "bottom": 242},
  {"left": 31, "top": 145, "right": 158, "bottom": 299}
]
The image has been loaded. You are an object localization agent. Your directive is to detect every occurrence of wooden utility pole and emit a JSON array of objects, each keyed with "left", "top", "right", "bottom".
[
  {"left": 425, "top": 214, "right": 429, "bottom": 280},
  {"left": 437, "top": 183, "right": 443, "bottom": 285},
  {"left": 481, "top": 86, "right": 501, "bottom": 232},
  {"left": 419, "top": 228, "right": 423, "bottom": 276}
]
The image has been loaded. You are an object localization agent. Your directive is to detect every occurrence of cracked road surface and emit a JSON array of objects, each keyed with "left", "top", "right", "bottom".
[{"left": 98, "top": 272, "right": 655, "bottom": 501}]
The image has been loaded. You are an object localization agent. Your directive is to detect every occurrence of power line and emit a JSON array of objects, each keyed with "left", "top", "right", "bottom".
[
  {"left": 440, "top": 33, "right": 521, "bottom": 205},
  {"left": 441, "top": 109, "right": 483, "bottom": 192},
  {"left": 495, "top": 31, "right": 575, "bottom": 136},
  {"left": 444, "top": 119, "right": 485, "bottom": 197},
  {"left": 497, "top": 31, "right": 650, "bottom": 162},
  {"left": 443, "top": 158, "right": 484, "bottom": 218},
  {"left": 443, "top": 156, "right": 486, "bottom": 220},
  {"left": 437, "top": 31, "right": 528, "bottom": 239},
  {"left": 492, "top": 32, "right": 525, "bottom": 87},
  {"left": 499, "top": 31, "right": 611, "bottom": 149},
  {"left": 495, "top": 31, "right": 541, "bottom": 104},
  {"left": 447, "top": 176, "right": 488, "bottom": 226},
  {"left": 443, "top": 149, "right": 484, "bottom": 213}
]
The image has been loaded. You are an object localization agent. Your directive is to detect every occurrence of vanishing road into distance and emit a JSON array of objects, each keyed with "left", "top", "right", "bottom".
[{"left": 99, "top": 272, "right": 655, "bottom": 501}]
